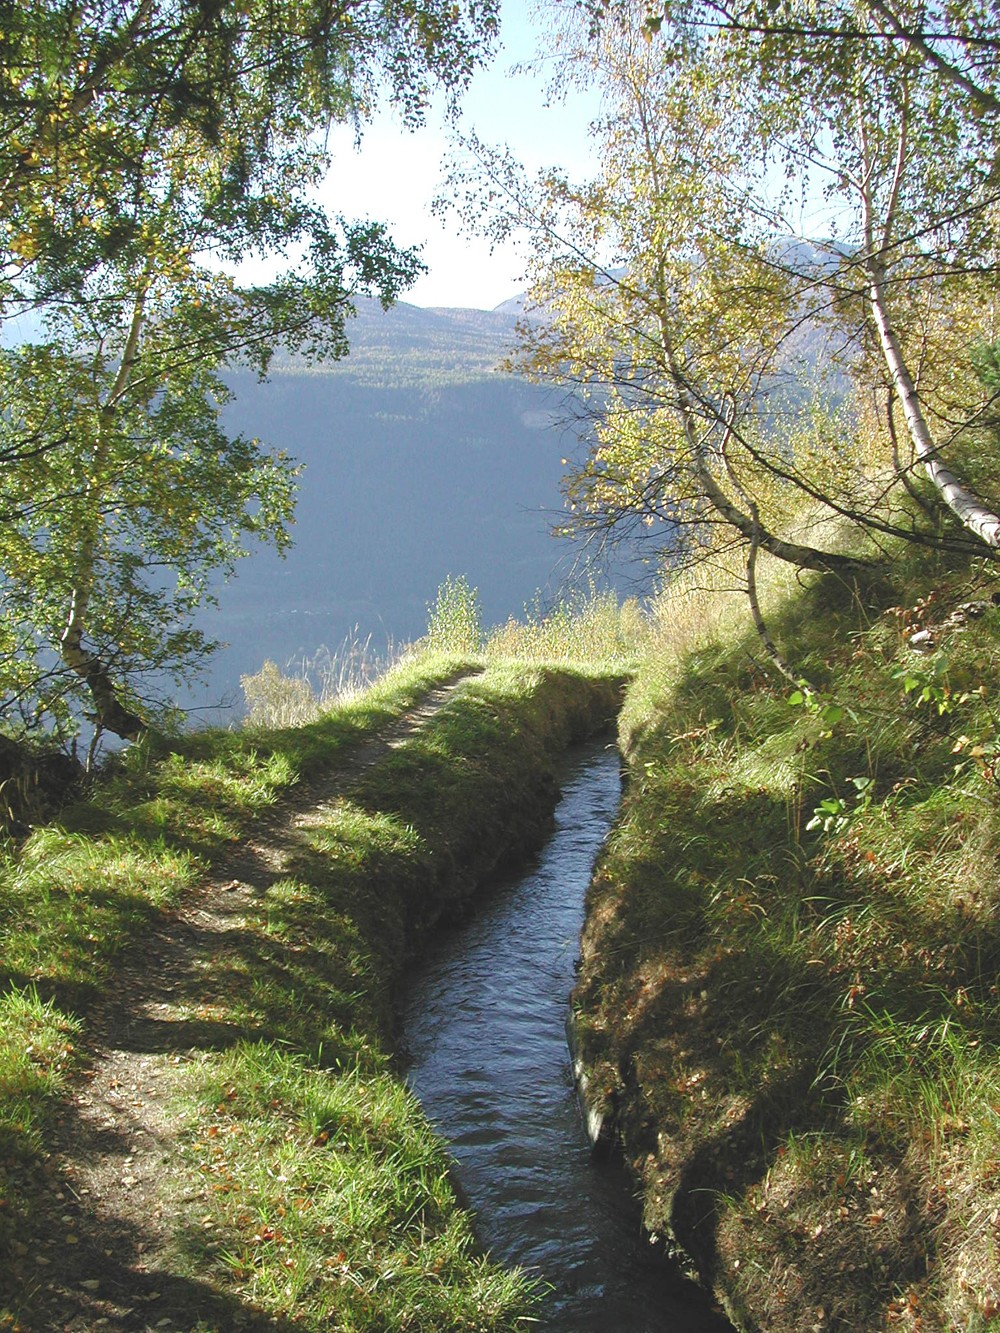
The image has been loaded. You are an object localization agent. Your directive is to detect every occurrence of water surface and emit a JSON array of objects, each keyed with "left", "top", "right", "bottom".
[{"left": 401, "top": 741, "right": 733, "bottom": 1331}]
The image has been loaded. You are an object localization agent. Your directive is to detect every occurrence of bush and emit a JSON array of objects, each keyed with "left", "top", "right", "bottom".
[
  {"left": 241, "top": 660, "right": 319, "bottom": 728},
  {"left": 424, "top": 575, "right": 483, "bottom": 654}
]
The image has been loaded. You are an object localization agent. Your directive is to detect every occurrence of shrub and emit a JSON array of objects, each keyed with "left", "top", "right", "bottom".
[{"left": 424, "top": 574, "right": 483, "bottom": 653}]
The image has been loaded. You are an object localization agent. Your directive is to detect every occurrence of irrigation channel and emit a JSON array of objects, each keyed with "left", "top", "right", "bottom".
[{"left": 400, "top": 740, "right": 734, "bottom": 1332}]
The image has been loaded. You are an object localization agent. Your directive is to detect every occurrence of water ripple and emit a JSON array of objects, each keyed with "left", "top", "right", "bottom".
[{"left": 401, "top": 741, "right": 733, "bottom": 1332}]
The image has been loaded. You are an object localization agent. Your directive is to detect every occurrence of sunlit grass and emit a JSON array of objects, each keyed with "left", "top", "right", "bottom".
[
  {"left": 0, "top": 829, "right": 197, "bottom": 1003},
  {"left": 0, "top": 987, "right": 82, "bottom": 1294},
  {"left": 0, "top": 651, "right": 621, "bottom": 1330},
  {"left": 485, "top": 584, "right": 650, "bottom": 668},
  {"left": 0, "top": 987, "right": 80, "bottom": 1155},
  {"left": 177, "top": 1044, "right": 537, "bottom": 1331}
]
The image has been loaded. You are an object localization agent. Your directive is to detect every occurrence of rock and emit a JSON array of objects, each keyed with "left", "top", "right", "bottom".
[{"left": 565, "top": 1008, "right": 618, "bottom": 1156}]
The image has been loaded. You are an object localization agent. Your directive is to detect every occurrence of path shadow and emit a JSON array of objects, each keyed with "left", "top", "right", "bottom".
[{"left": 3, "top": 1104, "right": 301, "bottom": 1332}]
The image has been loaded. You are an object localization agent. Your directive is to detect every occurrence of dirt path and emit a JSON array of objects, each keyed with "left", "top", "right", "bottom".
[{"left": 10, "top": 673, "right": 480, "bottom": 1333}]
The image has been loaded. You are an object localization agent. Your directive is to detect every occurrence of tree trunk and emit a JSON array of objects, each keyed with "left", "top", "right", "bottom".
[
  {"left": 867, "top": 256, "right": 1000, "bottom": 548},
  {"left": 59, "top": 627, "right": 145, "bottom": 741},
  {"left": 655, "top": 308, "right": 870, "bottom": 575},
  {"left": 58, "top": 282, "right": 151, "bottom": 742},
  {"left": 746, "top": 522, "right": 802, "bottom": 684}
]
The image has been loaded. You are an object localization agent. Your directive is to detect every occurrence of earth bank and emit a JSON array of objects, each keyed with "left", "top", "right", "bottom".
[{"left": 569, "top": 552, "right": 1000, "bottom": 1332}]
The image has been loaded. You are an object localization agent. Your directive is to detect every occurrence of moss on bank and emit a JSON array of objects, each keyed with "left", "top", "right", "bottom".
[
  {"left": 0, "top": 656, "right": 623, "bottom": 1332},
  {"left": 572, "top": 549, "right": 1000, "bottom": 1331}
]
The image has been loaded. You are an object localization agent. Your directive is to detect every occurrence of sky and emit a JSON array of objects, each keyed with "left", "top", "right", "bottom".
[{"left": 316, "top": 0, "right": 600, "bottom": 311}]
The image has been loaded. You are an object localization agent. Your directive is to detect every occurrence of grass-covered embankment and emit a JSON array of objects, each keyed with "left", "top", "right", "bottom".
[
  {"left": 0, "top": 654, "right": 622, "bottom": 1332},
  {"left": 572, "top": 548, "right": 1000, "bottom": 1331}
]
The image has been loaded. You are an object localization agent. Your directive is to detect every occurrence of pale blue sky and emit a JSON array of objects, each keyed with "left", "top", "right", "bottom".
[{"left": 317, "top": 0, "right": 598, "bottom": 310}]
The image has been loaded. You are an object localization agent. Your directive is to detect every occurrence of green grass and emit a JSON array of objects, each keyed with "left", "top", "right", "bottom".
[
  {"left": 178, "top": 1044, "right": 533, "bottom": 1331},
  {"left": 485, "top": 584, "right": 650, "bottom": 669},
  {"left": 0, "top": 987, "right": 80, "bottom": 1160},
  {"left": 572, "top": 542, "right": 1000, "bottom": 1331},
  {"left": 0, "top": 650, "right": 622, "bottom": 1331},
  {"left": 1, "top": 829, "right": 198, "bottom": 1004}
]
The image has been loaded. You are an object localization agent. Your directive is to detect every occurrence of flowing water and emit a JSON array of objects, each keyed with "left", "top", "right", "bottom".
[{"left": 400, "top": 741, "right": 734, "bottom": 1332}]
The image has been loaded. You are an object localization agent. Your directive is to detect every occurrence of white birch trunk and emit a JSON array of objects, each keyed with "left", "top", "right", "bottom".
[
  {"left": 857, "top": 98, "right": 1000, "bottom": 549},
  {"left": 867, "top": 258, "right": 1000, "bottom": 547}
]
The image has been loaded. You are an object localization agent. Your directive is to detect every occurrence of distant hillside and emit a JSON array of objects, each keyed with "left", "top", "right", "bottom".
[
  {"left": 191, "top": 295, "right": 597, "bottom": 717},
  {"left": 278, "top": 295, "right": 524, "bottom": 386}
]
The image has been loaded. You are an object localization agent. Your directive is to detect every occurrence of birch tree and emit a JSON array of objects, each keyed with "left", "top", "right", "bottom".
[
  {"left": 0, "top": 0, "right": 497, "bottom": 743},
  {"left": 457, "top": 0, "right": 1000, "bottom": 606},
  {"left": 643, "top": 0, "right": 1000, "bottom": 548},
  {"left": 765, "top": 9, "right": 1000, "bottom": 547},
  {"left": 450, "top": 15, "right": 884, "bottom": 593}
]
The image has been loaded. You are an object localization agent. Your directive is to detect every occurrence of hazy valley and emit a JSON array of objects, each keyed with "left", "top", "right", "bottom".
[{"left": 194, "top": 295, "right": 595, "bottom": 715}]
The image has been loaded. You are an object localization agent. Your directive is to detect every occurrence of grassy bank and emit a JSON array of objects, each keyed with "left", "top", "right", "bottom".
[
  {"left": 572, "top": 545, "right": 1000, "bottom": 1331},
  {"left": 0, "top": 655, "right": 623, "bottom": 1332}
]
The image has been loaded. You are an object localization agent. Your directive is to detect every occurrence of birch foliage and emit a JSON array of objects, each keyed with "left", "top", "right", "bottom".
[
  {"left": 458, "top": 15, "right": 876, "bottom": 578},
  {"left": 0, "top": 0, "right": 497, "bottom": 743},
  {"left": 455, "top": 0, "right": 1000, "bottom": 596}
]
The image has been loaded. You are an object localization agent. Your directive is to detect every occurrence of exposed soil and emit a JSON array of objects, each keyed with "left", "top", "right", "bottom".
[{"left": 7, "top": 674, "right": 481, "bottom": 1333}]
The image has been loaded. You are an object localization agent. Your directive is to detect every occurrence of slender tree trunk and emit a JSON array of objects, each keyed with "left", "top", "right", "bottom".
[
  {"left": 689, "top": 438, "right": 869, "bottom": 572},
  {"left": 59, "top": 281, "right": 150, "bottom": 741},
  {"left": 857, "top": 100, "right": 1000, "bottom": 548},
  {"left": 718, "top": 427, "right": 806, "bottom": 683},
  {"left": 866, "top": 255, "right": 1000, "bottom": 548},
  {"left": 655, "top": 305, "right": 869, "bottom": 574},
  {"left": 886, "top": 388, "right": 938, "bottom": 521},
  {"left": 745, "top": 523, "right": 802, "bottom": 684},
  {"left": 59, "top": 630, "right": 145, "bottom": 741}
]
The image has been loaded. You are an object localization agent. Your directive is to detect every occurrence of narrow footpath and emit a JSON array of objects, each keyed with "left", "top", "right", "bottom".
[{"left": 10, "top": 673, "right": 482, "bottom": 1333}]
